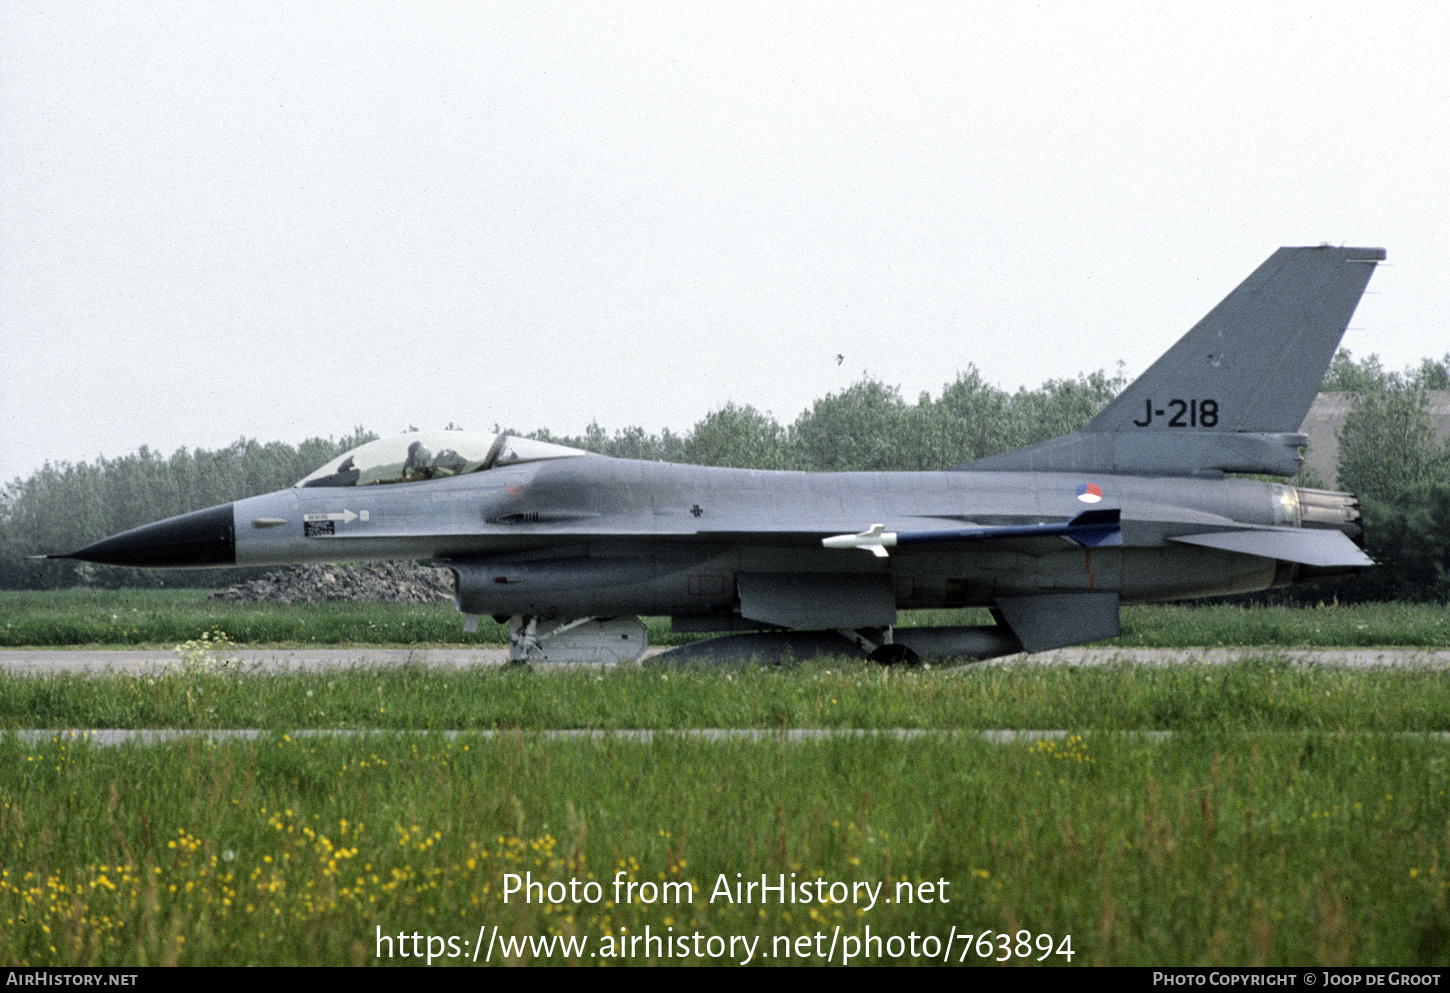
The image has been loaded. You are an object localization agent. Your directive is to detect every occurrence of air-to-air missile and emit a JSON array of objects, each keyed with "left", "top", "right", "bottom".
[{"left": 51, "top": 246, "right": 1383, "bottom": 665}]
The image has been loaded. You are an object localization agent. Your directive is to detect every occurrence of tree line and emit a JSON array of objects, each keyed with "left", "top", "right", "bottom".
[
  {"left": 1323, "top": 351, "right": 1450, "bottom": 601},
  {"left": 2, "top": 429, "right": 376, "bottom": 589},
  {"left": 525, "top": 365, "right": 1127, "bottom": 473},
  {"left": 4, "top": 354, "right": 1448, "bottom": 599}
]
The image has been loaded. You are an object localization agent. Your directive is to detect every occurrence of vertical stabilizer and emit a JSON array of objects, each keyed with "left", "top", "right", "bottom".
[
  {"left": 964, "top": 246, "right": 1385, "bottom": 476},
  {"left": 1087, "top": 246, "right": 1384, "bottom": 434}
]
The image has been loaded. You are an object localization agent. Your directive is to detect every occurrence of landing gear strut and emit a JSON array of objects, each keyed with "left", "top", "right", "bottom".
[{"left": 840, "top": 626, "right": 921, "bottom": 666}]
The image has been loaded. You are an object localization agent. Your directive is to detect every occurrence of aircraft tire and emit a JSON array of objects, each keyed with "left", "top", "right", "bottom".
[{"left": 868, "top": 643, "right": 920, "bottom": 667}]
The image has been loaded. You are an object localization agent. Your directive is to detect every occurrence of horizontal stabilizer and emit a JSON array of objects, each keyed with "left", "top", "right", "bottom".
[{"left": 1170, "top": 528, "right": 1374, "bottom": 568}]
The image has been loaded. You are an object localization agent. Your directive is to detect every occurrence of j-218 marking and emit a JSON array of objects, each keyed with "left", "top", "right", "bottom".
[{"left": 1132, "top": 398, "right": 1218, "bottom": 427}]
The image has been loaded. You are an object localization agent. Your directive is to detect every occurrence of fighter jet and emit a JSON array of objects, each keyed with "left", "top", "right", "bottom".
[{"left": 53, "top": 246, "right": 1383, "bottom": 665}]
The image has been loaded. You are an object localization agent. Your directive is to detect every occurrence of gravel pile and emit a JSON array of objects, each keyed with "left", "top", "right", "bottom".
[{"left": 211, "top": 561, "right": 456, "bottom": 605}]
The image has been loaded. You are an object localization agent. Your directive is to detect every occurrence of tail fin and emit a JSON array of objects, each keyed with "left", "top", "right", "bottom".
[{"left": 965, "top": 245, "right": 1385, "bottom": 476}]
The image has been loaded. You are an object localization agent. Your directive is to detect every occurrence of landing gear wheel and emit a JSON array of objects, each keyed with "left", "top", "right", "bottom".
[{"left": 868, "top": 643, "right": 920, "bottom": 666}]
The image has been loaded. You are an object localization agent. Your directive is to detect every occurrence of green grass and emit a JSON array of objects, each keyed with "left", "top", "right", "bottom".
[
  {"left": 6, "top": 591, "right": 1450, "bottom": 966},
  {"left": 0, "top": 588, "right": 503, "bottom": 647},
  {"left": 3, "top": 731, "right": 1448, "bottom": 966},
  {"left": 1110, "top": 601, "right": 1450, "bottom": 649},
  {"left": 4, "top": 658, "right": 1450, "bottom": 732},
  {"left": 6, "top": 589, "right": 1450, "bottom": 649}
]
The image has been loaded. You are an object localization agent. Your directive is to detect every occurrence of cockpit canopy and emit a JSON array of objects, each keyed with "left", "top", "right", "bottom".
[{"left": 296, "top": 432, "right": 593, "bottom": 488}]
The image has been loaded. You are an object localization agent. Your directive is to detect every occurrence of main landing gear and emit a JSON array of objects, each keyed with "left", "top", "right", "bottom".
[{"left": 840, "top": 627, "right": 922, "bottom": 666}]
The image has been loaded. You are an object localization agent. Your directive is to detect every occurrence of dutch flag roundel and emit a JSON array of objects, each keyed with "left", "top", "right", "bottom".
[{"left": 1076, "top": 483, "right": 1104, "bottom": 504}]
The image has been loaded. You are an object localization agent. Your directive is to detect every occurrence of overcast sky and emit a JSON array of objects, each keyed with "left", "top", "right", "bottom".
[{"left": 3, "top": 1, "right": 1445, "bottom": 486}]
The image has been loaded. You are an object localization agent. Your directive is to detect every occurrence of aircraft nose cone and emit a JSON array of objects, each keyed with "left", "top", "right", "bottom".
[{"left": 58, "top": 503, "right": 236, "bottom": 567}]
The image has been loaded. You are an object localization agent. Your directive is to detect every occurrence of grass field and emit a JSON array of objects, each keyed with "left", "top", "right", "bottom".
[
  {"left": 3, "top": 590, "right": 1450, "bottom": 966},
  {"left": 3, "top": 730, "right": 1448, "bottom": 966},
  {"left": 3, "top": 656, "right": 1450, "bottom": 732}
]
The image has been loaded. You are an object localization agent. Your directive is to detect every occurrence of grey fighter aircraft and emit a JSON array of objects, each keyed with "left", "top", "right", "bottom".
[{"left": 53, "top": 246, "right": 1383, "bottom": 665}]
